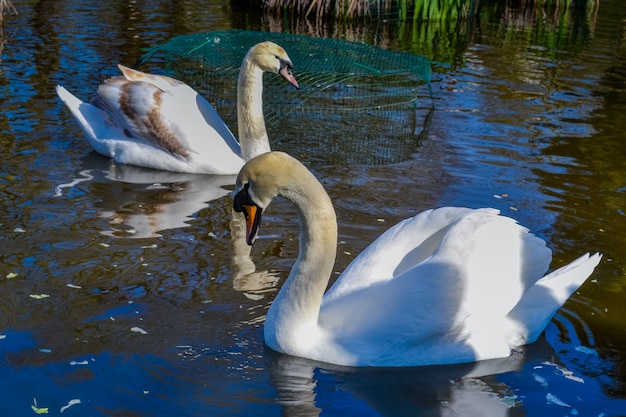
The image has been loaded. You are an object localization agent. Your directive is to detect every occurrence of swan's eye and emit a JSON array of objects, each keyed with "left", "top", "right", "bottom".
[
  {"left": 276, "top": 57, "right": 292, "bottom": 70},
  {"left": 233, "top": 182, "right": 254, "bottom": 217}
]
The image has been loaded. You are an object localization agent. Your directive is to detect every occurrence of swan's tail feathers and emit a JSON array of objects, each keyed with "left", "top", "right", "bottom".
[
  {"left": 57, "top": 85, "right": 97, "bottom": 139},
  {"left": 506, "top": 252, "right": 602, "bottom": 346},
  {"left": 56, "top": 85, "right": 84, "bottom": 112},
  {"left": 56, "top": 85, "right": 119, "bottom": 156},
  {"left": 117, "top": 64, "right": 180, "bottom": 91},
  {"left": 118, "top": 64, "right": 145, "bottom": 81}
]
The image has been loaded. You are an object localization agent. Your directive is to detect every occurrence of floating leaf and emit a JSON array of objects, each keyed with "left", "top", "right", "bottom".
[
  {"left": 30, "top": 294, "right": 50, "bottom": 300},
  {"left": 546, "top": 393, "right": 571, "bottom": 408},
  {"left": 60, "top": 399, "right": 81, "bottom": 413},
  {"left": 131, "top": 327, "right": 148, "bottom": 335},
  {"left": 32, "top": 398, "right": 49, "bottom": 414},
  {"left": 6, "top": 272, "right": 18, "bottom": 279},
  {"left": 243, "top": 293, "right": 263, "bottom": 301},
  {"left": 31, "top": 405, "right": 49, "bottom": 414}
]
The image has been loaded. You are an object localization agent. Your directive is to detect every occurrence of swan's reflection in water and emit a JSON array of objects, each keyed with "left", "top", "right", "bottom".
[
  {"left": 55, "top": 154, "right": 235, "bottom": 238},
  {"left": 230, "top": 211, "right": 281, "bottom": 295},
  {"left": 267, "top": 338, "right": 554, "bottom": 417},
  {"left": 56, "top": 154, "right": 282, "bottom": 294}
]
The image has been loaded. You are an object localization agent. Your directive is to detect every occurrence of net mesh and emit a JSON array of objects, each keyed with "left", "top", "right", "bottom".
[{"left": 137, "top": 30, "right": 433, "bottom": 165}]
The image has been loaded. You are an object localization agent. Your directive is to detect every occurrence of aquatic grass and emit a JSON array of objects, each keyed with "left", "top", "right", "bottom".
[
  {"left": 480, "top": 0, "right": 599, "bottom": 58},
  {"left": 256, "top": 0, "right": 598, "bottom": 65},
  {"left": 0, "top": 0, "right": 17, "bottom": 22},
  {"left": 261, "top": 0, "right": 475, "bottom": 19},
  {"left": 260, "top": 0, "right": 599, "bottom": 20}
]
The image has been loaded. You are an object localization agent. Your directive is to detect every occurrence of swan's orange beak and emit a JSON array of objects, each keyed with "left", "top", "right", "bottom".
[
  {"left": 241, "top": 204, "right": 262, "bottom": 246},
  {"left": 233, "top": 183, "right": 263, "bottom": 245}
]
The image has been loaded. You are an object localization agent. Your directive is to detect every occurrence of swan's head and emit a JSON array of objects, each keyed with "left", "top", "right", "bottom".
[
  {"left": 247, "top": 41, "right": 299, "bottom": 89},
  {"left": 233, "top": 152, "right": 322, "bottom": 245}
]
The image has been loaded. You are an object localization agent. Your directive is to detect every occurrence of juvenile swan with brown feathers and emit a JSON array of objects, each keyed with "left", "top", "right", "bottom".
[
  {"left": 233, "top": 151, "right": 602, "bottom": 367},
  {"left": 56, "top": 42, "right": 298, "bottom": 174}
]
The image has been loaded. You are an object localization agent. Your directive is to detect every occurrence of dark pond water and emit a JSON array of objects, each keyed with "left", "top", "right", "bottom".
[{"left": 2, "top": 0, "right": 626, "bottom": 415}]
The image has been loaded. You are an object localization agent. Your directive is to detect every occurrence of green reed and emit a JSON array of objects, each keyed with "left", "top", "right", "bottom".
[{"left": 261, "top": 0, "right": 599, "bottom": 20}]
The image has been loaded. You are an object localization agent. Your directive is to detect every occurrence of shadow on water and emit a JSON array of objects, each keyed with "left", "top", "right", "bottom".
[
  {"left": 267, "top": 335, "right": 626, "bottom": 417},
  {"left": 267, "top": 349, "right": 540, "bottom": 417}
]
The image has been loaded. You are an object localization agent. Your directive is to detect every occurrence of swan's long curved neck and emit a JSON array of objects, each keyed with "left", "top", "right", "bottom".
[
  {"left": 265, "top": 178, "right": 338, "bottom": 335},
  {"left": 237, "top": 59, "right": 270, "bottom": 161}
]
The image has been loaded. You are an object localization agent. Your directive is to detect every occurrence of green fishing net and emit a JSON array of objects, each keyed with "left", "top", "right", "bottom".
[{"left": 137, "top": 30, "right": 433, "bottom": 165}]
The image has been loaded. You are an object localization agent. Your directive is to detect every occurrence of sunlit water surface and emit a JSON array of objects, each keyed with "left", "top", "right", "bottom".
[{"left": 1, "top": 1, "right": 626, "bottom": 416}]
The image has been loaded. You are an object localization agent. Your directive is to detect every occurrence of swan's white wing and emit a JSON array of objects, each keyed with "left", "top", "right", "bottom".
[
  {"left": 320, "top": 258, "right": 471, "bottom": 361},
  {"left": 319, "top": 207, "right": 555, "bottom": 365},
  {"left": 320, "top": 256, "right": 514, "bottom": 365},
  {"left": 430, "top": 209, "right": 552, "bottom": 323},
  {"left": 325, "top": 208, "right": 551, "bottom": 316},
  {"left": 118, "top": 65, "right": 241, "bottom": 156},
  {"left": 92, "top": 76, "right": 195, "bottom": 158},
  {"left": 324, "top": 207, "right": 476, "bottom": 302},
  {"left": 92, "top": 66, "right": 240, "bottom": 161},
  {"left": 195, "top": 91, "right": 241, "bottom": 156}
]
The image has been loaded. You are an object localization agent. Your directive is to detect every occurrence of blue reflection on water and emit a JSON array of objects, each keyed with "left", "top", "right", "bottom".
[{"left": 1, "top": 0, "right": 626, "bottom": 416}]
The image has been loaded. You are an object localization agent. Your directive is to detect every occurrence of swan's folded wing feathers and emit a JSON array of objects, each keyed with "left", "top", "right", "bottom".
[
  {"left": 429, "top": 209, "right": 552, "bottom": 326},
  {"left": 320, "top": 260, "right": 477, "bottom": 365},
  {"left": 119, "top": 65, "right": 240, "bottom": 157},
  {"left": 321, "top": 209, "right": 555, "bottom": 365},
  {"left": 324, "top": 207, "right": 553, "bottom": 333},
  {"left": 194, "top": 93, "right": 241, "bottom": 156},
  {"left": 92, "top": 77, "right": 157, "bottom": 139},
  {"left": 324, "top": 207, "right": 476, "bottom": 303},
  {"left": 93, "top": 77, "right": 195, "bottom": 159}
]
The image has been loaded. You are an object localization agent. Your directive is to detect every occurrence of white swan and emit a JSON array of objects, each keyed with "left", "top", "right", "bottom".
[
  {"left": 56, "top": 42, "right": 298, "bottom": 174},
  {"left": 233, "top": 152, "right": 602, "bottom": 367}
]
